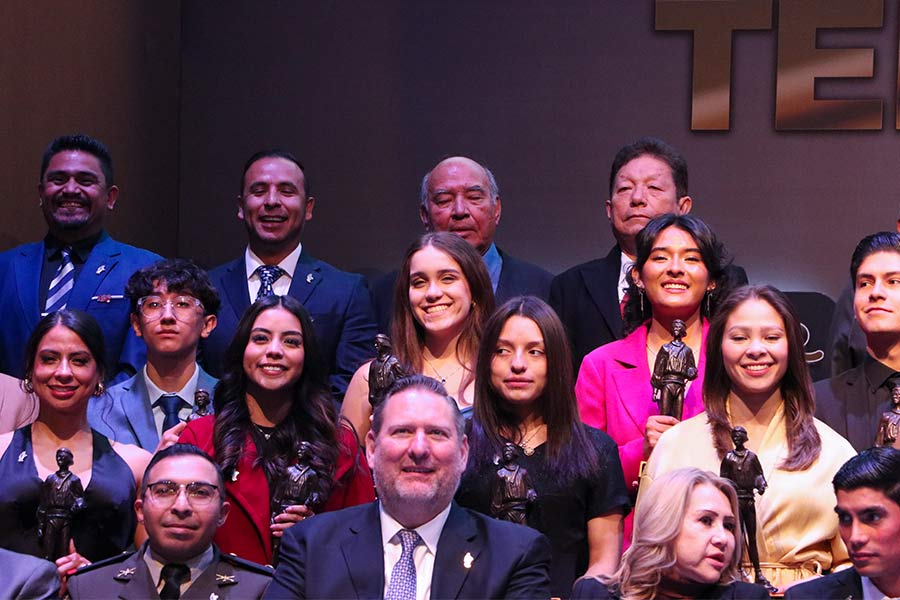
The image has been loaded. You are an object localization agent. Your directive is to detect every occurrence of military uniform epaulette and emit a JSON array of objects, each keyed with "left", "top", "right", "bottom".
[
  {"left": 67, "top": 549, "right": 134, "bottom": 577},
  {"left": 221, "top": 552, "right": 274, "bottom": 576}
]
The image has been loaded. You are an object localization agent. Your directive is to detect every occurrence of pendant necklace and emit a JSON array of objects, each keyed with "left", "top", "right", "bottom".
[{"left": 423, "top": 356, "right": 463, "bottom": 385}]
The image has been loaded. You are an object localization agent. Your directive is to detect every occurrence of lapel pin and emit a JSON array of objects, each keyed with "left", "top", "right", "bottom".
[
  {"left": 306, "top": 273, "right": 314, "bottom": 284},
  {"left": 17, "top": 451, "right": 27, "bottom": 463},
  {"left": 231, "top": 470, "right": 239, "bottom": 482},
  {"left": 463, "top": 552, "right": 474, "bottom": 569},
  {"left": 216, "top": 573, "right": 236, "bottom": 584},
  {"left": 96, "top": 265, "right": 106, "bottom": 275},
  {"left": 210, "top": 594, "right": 219, "bottom": 600},
  {"left": 115, "top": 567, "right": 136, "bottom": 580}
]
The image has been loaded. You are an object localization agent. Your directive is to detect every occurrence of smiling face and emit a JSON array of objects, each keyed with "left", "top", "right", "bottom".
[
  {"left": 132, "top": 284, "right": 216, "bottom": 362},
  {"left": 39, "top": 150, "right": 118, "bottom": 240},
  {"left": 31, "top": 325, "right": 101, "bottom": 416},
  {"left": 366, "top": 386, "right": 468, "bottom": 528},
  {"left": 242, "top": 306, "right": 305, "bottom": 398},
  {"left": 238, "top": 157, "right": 314, "bottom": 258},
  {"left": 854, "top": 251, "right": 900, "bottom": 340},
  {"left": 633, "top": 225, "right": 711, "bottom": 321},
  {"left": 490, "top": 315, "right": 547, "bottom": 412},
  {"left": 671, "top": 483, "right": 737, "bottom": 585},
  {"left": 607, "top": 155, "right": 690, "bottom": 255},
  {"left": 720, "top": 298, "right": 789, "bottom": 402},
  {"left": 408, "top": 244, "right": 473, "bottom": 341},
  {"left": 137, "top": 454, "right": 229, "bottom": 563},
  {"left": 836, "top": 487, "right": 900, "bottom": 591},
  {"left": 420, "top": 157, "right": 501, "bottom": 256}
]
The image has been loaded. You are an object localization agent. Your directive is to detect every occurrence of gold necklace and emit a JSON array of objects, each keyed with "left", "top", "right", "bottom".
[
  {"left": 517, "top": 425, "right": 545, "bottom": 456},
  {"left": 423, "top": 356, "right": 463, "bottom": 385}
]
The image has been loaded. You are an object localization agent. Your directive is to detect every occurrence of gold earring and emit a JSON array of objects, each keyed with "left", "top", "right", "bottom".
[
  {"left": 23, "top": 377, "right": 33, "bottom": 393},
  {"left": 94, "top": 381, "right": 105, "bottom": 396}
]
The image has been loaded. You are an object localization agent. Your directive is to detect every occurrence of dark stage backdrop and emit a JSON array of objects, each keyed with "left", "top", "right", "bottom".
[{"left": 4, "top": 1, "right": 899, "bottom": 300}]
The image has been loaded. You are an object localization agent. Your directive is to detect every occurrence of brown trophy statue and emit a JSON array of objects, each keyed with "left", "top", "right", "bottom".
[
  {"left": 650, "top": 318, "right": 697, "bottom": 420},
  {"left": 876, "top": 383, "right": 900, "bottom": 448},
  {"left": 720, "top": 426, "right": 776, "bottom": 593},
  {"left": 271, "top": 441, "right": 323, "bottom": 560},
  {"left": 187, "top": 388, "right": 211, "bottom": 422},
  {"left": 490, "top": 443, "right": 537, "bottom": 526},
  {"left": 37, "top": 447, "right": 86, "bottom": 561},
  {"left": 368, "top": 334, "right": 408, "bottom": 409}
]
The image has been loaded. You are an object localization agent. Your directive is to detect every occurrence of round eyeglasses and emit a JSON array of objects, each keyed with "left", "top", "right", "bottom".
[
  {"left": 145, "top": 480, "right": 220, "bottom": 506},
  {"left": 137, "top": 295, "right": 204, "bottom": 322}
]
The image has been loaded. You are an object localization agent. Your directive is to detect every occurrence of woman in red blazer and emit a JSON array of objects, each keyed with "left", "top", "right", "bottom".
[
  {"left": 180, "top": 295, "right": 374, "bottom": 566},
  {"left": 575, "top": 214, "right": 736, "bottom": 548}
]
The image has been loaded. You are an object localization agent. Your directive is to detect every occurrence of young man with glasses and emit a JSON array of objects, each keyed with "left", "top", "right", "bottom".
[
  {"left": 67, "top": 443, "right": 272, "bottom": 598},
  {"left": 89, "top": 259, "right": 220, "bottom": 450}
]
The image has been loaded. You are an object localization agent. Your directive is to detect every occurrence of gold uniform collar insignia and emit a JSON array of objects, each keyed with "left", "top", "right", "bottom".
[
  {"left": 114, "top": 567, "right": 136, "bottom": 580},
  {"left": 216, "top": 573, "right": 237, "bottom": 585}
]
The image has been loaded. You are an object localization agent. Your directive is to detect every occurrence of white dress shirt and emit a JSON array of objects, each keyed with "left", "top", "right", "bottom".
[
  {"left": 379, "top": 502, "right": 452, "bottom": 600},
  {"left": 145, "top": 363, "right": 200, "bottom": 436},
  {"left": 244, "top": 242, "right": 303, "bottom": 299},
  {"left": 617, "top": 251, "right": 635, "bottom": 302},
  {"left": 862, "top": 575, "right": 900, "bottom": 600}
]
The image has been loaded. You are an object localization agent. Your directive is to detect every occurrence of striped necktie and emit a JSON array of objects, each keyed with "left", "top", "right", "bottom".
[{"left": 44, "top": 247, "right": 75, "bottom": 314}]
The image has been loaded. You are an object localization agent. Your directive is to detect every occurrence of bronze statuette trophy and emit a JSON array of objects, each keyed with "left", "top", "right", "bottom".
[
  {"left": 490, "top": 443, "right": 537, "bottom": 526},
  {"left": 368, "top": 334, "right": 407, "bottom": 409},
  {"left": 876, "top": 382, "right": 900, "bottom": 448},
  {"left": 37, "top": 447, "right": 86, "bottom": 561},
  {"left": 271, "top": 442, "right": 323, "bottom": 561},
  {"left": 187, "top": 388, "right": 211, "bottom": 422},
  {"left": 651, "top": 319, "right": 697, "bottom": 419}
]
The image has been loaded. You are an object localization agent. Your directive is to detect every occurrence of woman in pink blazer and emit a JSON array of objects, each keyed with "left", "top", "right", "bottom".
[{"left": 576, "top": 214, "right": 736, "bottom": 547}]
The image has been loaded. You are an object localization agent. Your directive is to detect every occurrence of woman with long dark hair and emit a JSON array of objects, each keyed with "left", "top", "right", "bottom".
[
  {"left": 180, "top": 295, "right": 374, "bottom": 565},
  {"left": 0, "top": 310, "right": 150, "bottom": 576},
  {"left": 342, "top": 231, "right": 495, "bottom": 439},
  {"left": 643, "top": 285, "right": 856, "bottom": 591},
  {"left": 576, "top": 214, "right": 735, "bottom": 545},
  {"left": 456, "top": 296, "right": 629, "bottom": 597}
]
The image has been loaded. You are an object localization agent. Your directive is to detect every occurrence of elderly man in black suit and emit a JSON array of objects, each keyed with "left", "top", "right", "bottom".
[
  {"left": 371, "top": 156, "right": 552, "bottom": 334},
  {"left": 786, "top": 447, "right": 900, "bottom": 599},
  {"left": 266, "top": 375, "right": 551, "bottom": 599}
]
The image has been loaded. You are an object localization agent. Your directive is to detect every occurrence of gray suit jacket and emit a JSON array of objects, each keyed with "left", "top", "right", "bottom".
[
  {"left": 1, "top": 548, "right": 59, "bottom": 600},
  {"left": 66, "top": 543, "right": 272, "bottom": 600},
  {"left": 88, "top": 366, "right": 218, "bottom": 450}
]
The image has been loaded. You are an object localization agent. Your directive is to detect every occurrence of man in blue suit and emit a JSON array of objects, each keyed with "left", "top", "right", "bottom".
[
  {"left": 203, "top": 150, "right": 377, "bottom": 400},
  {"left": 1, "top": 548, "right": 60, "bottom": 600},
  {"left": 371, "top": 156, "right": 553, "bottom": 334},
  {"left": 266, "top": 375, "right": 551, "bottom": 599},
  {"left": 0, "top": 134, "right": 161, "bottom": 381},
  {"left": 90, "top": 258, "right": 219, "bottom": 449}
]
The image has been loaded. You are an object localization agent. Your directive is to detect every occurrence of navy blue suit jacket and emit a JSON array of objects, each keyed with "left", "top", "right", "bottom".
[
  {"left": 265, "top": 501, "right": 551, "bottom": 600},
  {"left": 371, "top": 246, "right": 553, "bottom": 334},
  {"left": 784, "top": 567, "right": 863, "bottom": 599},
  {"left": 0, "top": 234, "right": 161, "bottom": 380},
  {"left": 203, "top": 251, "right": 377, "bottom": 399},
  {"left": 88, "top": 366, "right": 218, "bottom": 450}
]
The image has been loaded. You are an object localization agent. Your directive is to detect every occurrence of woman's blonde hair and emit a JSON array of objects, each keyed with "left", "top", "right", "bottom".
[{"left": 608, "top": 468, "right": 742, "bottom": 600}]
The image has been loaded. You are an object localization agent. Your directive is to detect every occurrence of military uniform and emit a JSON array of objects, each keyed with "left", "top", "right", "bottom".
[{"left": 66, "top": 543, "right": 272, "bottom": 599}]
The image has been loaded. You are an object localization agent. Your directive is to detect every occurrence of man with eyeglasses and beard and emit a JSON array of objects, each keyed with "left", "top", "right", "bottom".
[
  {"left": 66, "top": 444, "right": 272, "bottom": 599},
  {"left": 89, "top": 259, "right": 220, "bottom": 450}
]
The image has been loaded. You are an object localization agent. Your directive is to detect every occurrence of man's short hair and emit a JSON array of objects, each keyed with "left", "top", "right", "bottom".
[
  {"left": 40, "top": 134, "right": 115, "bottom": 187},
  {"left": 371, "top": 374, "right": 464, "bottom": 439},
  {"left": 239, "top": 149, "right": 310, "bottom": 197},
  {"left": 419, "top": 157, "right": 500, "bottom": 209},
  {"left": 849, "top": 231, "right": 900, "bottom": 284},
  {"left": 125, "top": 258, "right": 221, "bottom": 317},
  {"left": 608, "top": 137, "right": 688, "bottom": 199},
  {"left": 833, "top": 447, "right": 900, "bottom": 507},
  {"left": 141, "top": 443, "right": 226, "bottom": 497}
]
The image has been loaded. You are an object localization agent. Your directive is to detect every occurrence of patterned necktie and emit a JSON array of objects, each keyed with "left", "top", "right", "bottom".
[
  {"left": 255, "top": 265, "right": 285, "bottom": 300},
  {"left": 159, "top": 563, "right": 190, "bottom": 600},
  {"left": 385, "top": 529, "right": 422, "bottom": 600},
  {"left": 44, "top": 247, "right": 75, "bottom": 314},
  {"left": 157, "top": 394, "right": 185, "bottom": 432}
]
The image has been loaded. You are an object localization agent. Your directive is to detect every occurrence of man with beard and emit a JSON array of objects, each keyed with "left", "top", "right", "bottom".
[
  {"left": 0, "top": 134, "right": 160, "bottom": 381},
  {"left": 266, "top": 375, "right": 551, "bottom": 599}
]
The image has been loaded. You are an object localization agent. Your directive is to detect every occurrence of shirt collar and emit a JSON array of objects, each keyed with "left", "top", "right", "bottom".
[
  {"left": 143, "top": 543, "right": 214, "bottom": 591},
  {"left": 244, "top": 241, "right": 303, "bottom": 281},
  {"left": 864, "top": 354, "right": 898, "bottom": 392},
  {"left": 482, "top": 243, "right": 503, "bottom": 292},
  {"left": 144, "top": 363, "right": 201, "bottom": 405},
  {"left": 861, "top": 574, "right": 900, "bottom": 600},
  {"left": 44, "top": 230, "right": 107, "bottom": 263},
  {"left": 379, "top": 501, "right": 452, "bottom": 557}
]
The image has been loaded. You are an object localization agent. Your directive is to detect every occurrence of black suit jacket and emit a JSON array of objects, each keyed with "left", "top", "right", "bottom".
[
  {"left": 784, "top": 567, "right": 863, "bottom": 599},
  {"left": 814, "top": 360, "right": 891, "bottom": 451},
  {"left": 371, "top": 246, "right": 552, "bottom": 334},
  {"left": 203, "top": 251, "right": 377, "bottom": 399},
  {"left": 265, "top": 501, "right": 551, "bottom": 599}
]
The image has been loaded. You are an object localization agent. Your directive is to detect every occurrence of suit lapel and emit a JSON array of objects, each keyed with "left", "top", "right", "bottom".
[
  {"left": 432, "top": 504, "right": 480, "bottom": 600},
  {"left": 341, "top": 503, "right": 385, "bottom": 599},
  {"left": 581, "top": 247, "right": 624, "bottom": 337},
  {"left": 227, "top": 437, "right": 272, "bottom": 558},
  {"left": 14, "top": 242, "right": 43, "bottom": 325},
  {"left": 219, "top": 258, "right": 252, "bottom": 322},
  {"left": 611, "top": 326, "right": 652, "bottom": 432},
  {"left": 288, "top": 251, "right": 323, "bottom": 305},
  {"left": 183, "top": 546, "right": 237, "bottom": 599},
  {"left": 115, "top": 549, "right": 158, "bottom": 600},
  {"left": 69, "top": 237, "right": 122, "bottom": 310},
  {"left": 196, "top": 367, "right": 218, "bottom": 401},
  {"left": 835, "top": 568, "right": 863, "bottom": 599},
  {"left": 120, "top": 375, "right": 160, "bottom": 450}
]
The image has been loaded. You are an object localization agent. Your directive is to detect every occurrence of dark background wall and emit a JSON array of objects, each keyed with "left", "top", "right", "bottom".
[{"left": 4, "top": 1, "right": 898, "bottom": 299}]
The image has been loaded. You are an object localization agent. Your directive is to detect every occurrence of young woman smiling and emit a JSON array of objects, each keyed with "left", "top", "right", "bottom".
[
  {"left": 341, "top": 232, "right": 495, "bottom": 440},
  {"left": 643, "top": 286, "right": 856, "bottom": 592}
]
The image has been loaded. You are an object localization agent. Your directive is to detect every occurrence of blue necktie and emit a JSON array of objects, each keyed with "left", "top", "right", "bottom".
[
  {"left": 255, "top": 265, "right": 285, "bottom": 300},
  {"left": 385, "top": 529, "right": 422, "bottom": 600},
  {"left": 44, "top": 247, "right": 75, "bottom": 314},
  {"left": 157, "top": 394, "right": 185, "bottom": 432}
]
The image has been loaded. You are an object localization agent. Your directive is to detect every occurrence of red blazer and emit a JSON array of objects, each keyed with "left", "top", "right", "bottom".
[
  {"left": 575, "top": 321, "right": 708, "bottom": 546},
  {"left": 180, "top": 415, "right": 375, "bottom": 566}
]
